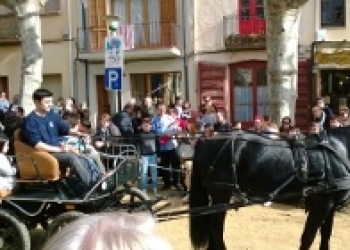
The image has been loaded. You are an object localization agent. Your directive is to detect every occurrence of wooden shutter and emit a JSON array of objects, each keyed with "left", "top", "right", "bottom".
[
  {"left": 198, "top": 62, "right": 227, "bottom": 111},
  {"left": 160, "top": 0, "right": 176, "bottom": 47},
  {"left": 89, "top": 0, "right": 107, "bottom": 51},
  {"left": 295, "top": 60, "right": 312, "bottom": 133}
]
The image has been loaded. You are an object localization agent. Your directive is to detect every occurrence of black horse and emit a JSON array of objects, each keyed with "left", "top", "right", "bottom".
[{"left": 189, "top": 128, "right": 350, "bottom": 250}]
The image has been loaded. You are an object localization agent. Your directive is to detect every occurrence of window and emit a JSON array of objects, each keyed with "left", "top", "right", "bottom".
[
  {"left": 238, "top": 0, "right": 266, "bottom": 34},
  {"left": 111, "top": 0, "right": 176, "bottom": 47},
  {"left": 321, "top": 0, "right": 345, "bottom": 26},
  {"left": 131, "top": 72, "right": 181, "bottom": 105}
]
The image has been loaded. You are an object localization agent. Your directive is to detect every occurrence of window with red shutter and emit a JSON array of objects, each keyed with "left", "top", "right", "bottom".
[{"left": 238, "top": 0, "right": 266, "bottom": 35}]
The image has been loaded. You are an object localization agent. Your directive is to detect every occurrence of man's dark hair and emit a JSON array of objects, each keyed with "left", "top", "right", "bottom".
[
  {"left": 32, "top": 88, "right": 53, "bottom": 101},
  {"left": 155, "top": 100, "right": 165, "bottom": 108}
]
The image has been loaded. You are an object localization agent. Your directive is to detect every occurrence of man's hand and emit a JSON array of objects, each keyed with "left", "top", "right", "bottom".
[{"left": 94, "top": 141, "right": 104, "bottom": 148}]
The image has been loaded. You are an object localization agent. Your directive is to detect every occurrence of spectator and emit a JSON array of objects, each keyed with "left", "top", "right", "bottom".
[
  {"left": 199, "top": 105, "right": 216, "bottom": 130},
  {"left": 338, "top": 106, "right": 350, "bottom": 126},
  {"left": 94, "top": 113, "right": 121, "bottom": 150},
  {"left": 213, "top": 111, "right": 231, "bottom": 132},
  {"left": 0, "top": 92, "right": 9, "bottom": 112},
  {"left": 22, "top": 88, "right": 101, "bottom": 196},
  {"left": 138, "top": 118, "right": 158, "bottom": 196},
  {"left": 174, "top": 96, "right": 183, "bottom": 118},
  {"left": 0, "top": 137, "right": 17, "bottom": 191},
  {"left": 181, "top": 100, "right": 192, "bottom": 119},
  {"left": 8, "top": 94, "right": 20, "bottom": 112},
  {"left": 330, "top": 116, "right": 341, "bottom": 128},
  {"left": 250, "top": 115, "right": 264, "bottom": 132},
  {"left": 51, "top": 97, "right": 64, "bottom": 116},
  {"left": 309, "top": 122, "right": 321, "bottom": 134},
  {"left": 132, "top": 108, "right": 143, "bottom": 134},
  {"left": 232, "top": 121, "right": 242, "bottom": 130},
  {"left": 169, "top": 108, "right": 187, "bottom": 132},
  {"left": 42, "top": 212, "right": 172, "bottom": 250},
  {"left": 142, "top": 96, "right": 156, "bottom": 118},
  {"left": 112, "top": 104, "right": 134, "bottom": 137},
  {"left": 151, "top": 101, "right": 184, "bottom": 191},
  {"left": 280, "top": 116, "right": 292, "bottom": 134},
  {"left": 316, "top": 98, "right": 333, "bottom": 129},
  {"left": 265, "top": 123, "right": 279, "bottom": 139},
  {"left": 311, "top": 106, "right": 325, "bottom": 131}
]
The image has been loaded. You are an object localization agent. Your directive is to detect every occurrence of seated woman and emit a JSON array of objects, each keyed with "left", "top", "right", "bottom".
[
  {"left": 0, "top": 137, "right": 17, "bottom": 192},
  {"left": 61, "top": 112, "right": 106, "bottom": 174}
]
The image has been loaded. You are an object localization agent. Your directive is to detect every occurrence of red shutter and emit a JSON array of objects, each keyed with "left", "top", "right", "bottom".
[
  {"left": 198, "top": 62, "right": 227, "bottom": 111},
  {"left": 295, "top": 60, "right": 312, "bottom": 132}
]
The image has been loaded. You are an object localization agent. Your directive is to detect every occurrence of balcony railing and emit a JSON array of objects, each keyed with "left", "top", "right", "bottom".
[
  {"left": 0, "top": 15, "right": 20, "bottom": 42},
  {"left": 223, "top": 14, "right": 266, "bottom": 51},
  {"left": 78, "top": 22, "right": 179, "bottom": 53}
]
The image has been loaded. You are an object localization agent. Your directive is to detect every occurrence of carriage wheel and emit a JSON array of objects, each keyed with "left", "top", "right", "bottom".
[
  {"left": 0, "top": 209, "right": 30, "bottom": 250},
  {"left": 44, "top": 211, "right": 86, "bottom": 241},
  {"left": 118, "top": 187, "right": 153, "bottom": 213}
]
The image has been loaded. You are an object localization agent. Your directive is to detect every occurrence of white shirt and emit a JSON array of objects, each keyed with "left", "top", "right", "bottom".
[{"left": 0, "top": 154, "right": 17, "bottom": 190}]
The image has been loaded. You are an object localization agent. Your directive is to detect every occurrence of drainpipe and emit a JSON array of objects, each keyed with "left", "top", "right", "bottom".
[
  {"left": 81, "top": 0, "right": 90, "bottom": 107},
  {"left": 182, "top": 0, "right": 189, "bottom": 100},
  {"left": 85, "top": 60, "right": 90, "bottom": 107},
  {"left": 67, "top": 0, "right": 74, "bottom": 97}
]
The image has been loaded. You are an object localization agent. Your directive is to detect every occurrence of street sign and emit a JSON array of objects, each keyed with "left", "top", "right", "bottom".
[
  {"left": 105, "top": 35, "right": 124, "bottom": 91},
  {"left": 105, "top": 35, "right": 124, "bottom": 68},
  {"left": 104, "top": 68, "right": 122, "bottom": 91}
]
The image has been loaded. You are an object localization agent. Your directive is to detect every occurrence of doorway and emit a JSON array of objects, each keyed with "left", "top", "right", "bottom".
[
  {"left": 230, "top": 61, "right": 268, "bottom": 128},
  {"left": 320, "top": 69, "right": 350, "bottom": 114},
  {"left": 96, "top": 75, "right": 111, "bottom": 117},
  {"left": 0, "top": 76, "right": 9, "bottom": 97}
]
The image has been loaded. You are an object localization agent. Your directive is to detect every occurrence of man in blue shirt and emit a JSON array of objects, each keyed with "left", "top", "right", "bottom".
[
  {"left": 22, "top": 88, "right": 98, "bottom": 195},
  {"left": 151, "top": 101, "right": 184, "bottom": 191}
]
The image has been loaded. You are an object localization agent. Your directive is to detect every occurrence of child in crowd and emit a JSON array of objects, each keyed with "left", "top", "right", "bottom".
[
  {"left": 139, "top": 118, "right": 158, "bottom": 196},
  {"left": 0, "top": 138, "right": 17, "bottom": 191}
]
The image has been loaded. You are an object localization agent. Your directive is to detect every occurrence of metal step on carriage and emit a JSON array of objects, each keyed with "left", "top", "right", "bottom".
[{"left": 0, "top": 131, "right": 160, "bottom": 250}]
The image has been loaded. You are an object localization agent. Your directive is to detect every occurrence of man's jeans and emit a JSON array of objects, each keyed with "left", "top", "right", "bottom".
[
  {"left": 52, "top": 152, "right": 92, "bottom": 186},
  {"left": 140, "top": 154, "right": 158, "bottom": 191}
]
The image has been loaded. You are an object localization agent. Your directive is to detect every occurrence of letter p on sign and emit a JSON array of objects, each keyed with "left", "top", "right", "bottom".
[{"left": 104, "top": 68, "right": 122, "bottom": 90}]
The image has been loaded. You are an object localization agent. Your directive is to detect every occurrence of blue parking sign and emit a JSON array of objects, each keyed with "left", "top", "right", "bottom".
[{"left": 104, "top": 68, "right": 122, "bottom": 90}]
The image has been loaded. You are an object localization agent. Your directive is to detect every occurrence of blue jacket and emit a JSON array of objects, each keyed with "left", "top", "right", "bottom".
[
  {"left": 151, "top": 114, "right": 178, "bottom": 151},
  {"left": 22, "top": 110, "right": 70, "bottom": 147}
]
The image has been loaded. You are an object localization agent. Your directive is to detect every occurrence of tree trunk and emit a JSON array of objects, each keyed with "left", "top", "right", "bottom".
[
  {"left": 265, "top": 0, "right": 308, "bottom": 124},
  {"left": 0, "top": 0, "right": 46, "bottom": 113}
]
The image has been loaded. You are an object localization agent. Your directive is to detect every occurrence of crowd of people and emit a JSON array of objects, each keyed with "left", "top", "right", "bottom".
[
  {"left": 1, "top": 88, "right": 350, "bottom": 249},
  {"left": 0, "top": 89, "right": 348, "bottom": 197}
]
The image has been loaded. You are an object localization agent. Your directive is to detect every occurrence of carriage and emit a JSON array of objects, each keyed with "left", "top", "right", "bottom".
[{"left": 0, "top": 131, "right": 160, "bottom": 250}]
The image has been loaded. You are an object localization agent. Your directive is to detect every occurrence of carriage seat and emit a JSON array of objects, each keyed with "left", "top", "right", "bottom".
[{"left": 14, "top": 130, "right": 60, "bottom": 181}]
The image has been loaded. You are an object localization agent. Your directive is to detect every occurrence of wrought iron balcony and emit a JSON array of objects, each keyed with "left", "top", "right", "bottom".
[
  {"left": 78, "top": 22, "right": 179, "bottom": 53},
  {"left": 223, "top": 14, "right": 266, "bottom": 51},
  {"left": 0, "top": 15, "right": 20, "bottom": 42}
]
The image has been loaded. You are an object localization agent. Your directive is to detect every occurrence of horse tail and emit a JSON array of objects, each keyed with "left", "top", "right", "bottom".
[{"left": 189, "top": 152, "right": 210, "bottom": 248}]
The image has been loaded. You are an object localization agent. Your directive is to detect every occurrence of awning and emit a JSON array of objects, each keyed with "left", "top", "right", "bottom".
[{"left": 314, "top": 41, "right": 350, "bottom": 68}]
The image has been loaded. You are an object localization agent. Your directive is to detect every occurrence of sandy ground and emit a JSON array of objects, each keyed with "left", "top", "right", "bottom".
[
  {"left": 31, "top": 194, "right": 350, "bottom": 250},
  {"left": 153, "top": 196, "right": 350, "bottom": 250}
]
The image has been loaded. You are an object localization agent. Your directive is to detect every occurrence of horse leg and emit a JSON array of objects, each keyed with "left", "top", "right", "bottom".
[
  {"left": 319, "top": 206, "right": 336, "bottom": 250},
  {"left": 207, "top": 189, "right": 231, "bottom": 250},
  {"left": 299, "top": 195, "right": 333, "bottom": 250}
]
